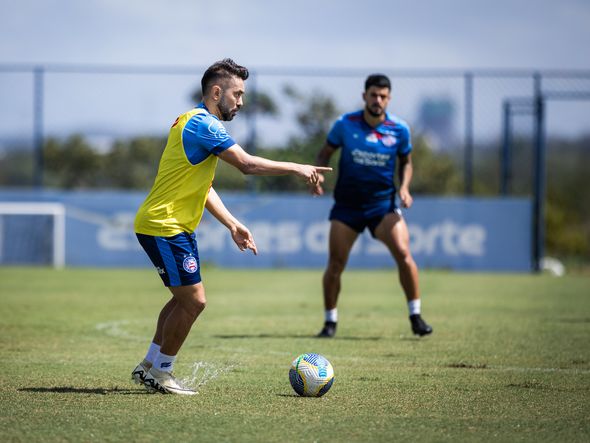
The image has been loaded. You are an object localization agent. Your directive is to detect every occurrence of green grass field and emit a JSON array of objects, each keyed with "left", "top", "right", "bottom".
[{"left": 0, "top": 267, "right": 589, "bottom": 442}]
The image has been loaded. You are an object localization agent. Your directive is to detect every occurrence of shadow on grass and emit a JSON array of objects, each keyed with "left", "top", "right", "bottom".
[
  {"left": 213, "top": 333, "right": 382, "bottom": 341},
  {"left": 399, "top": 335, "right": 429, "bottom": 342},
  {"left": 19, "top": 386, "right": 147, "bottom": 395},
  {"left": 446, "top": 362, "right": 488, "bottom": 369}
]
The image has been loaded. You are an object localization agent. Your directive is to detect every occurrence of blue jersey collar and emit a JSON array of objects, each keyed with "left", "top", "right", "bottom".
[
  {"left": 361, "top": 110, "right": 395, "bottom": 134},
  {"left": 197, "top": 102, "right": 211, "bottom": 114},
  {"left": 197, "top": 102, "right": 224, "bottom": 121}
]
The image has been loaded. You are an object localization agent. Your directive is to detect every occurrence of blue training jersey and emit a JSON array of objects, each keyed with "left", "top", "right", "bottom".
[{"left": 326, "top": 110, "right": 412, "bottom": 208}]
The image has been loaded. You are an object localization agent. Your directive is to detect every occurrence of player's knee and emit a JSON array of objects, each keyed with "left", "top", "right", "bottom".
[
  {"left": 193, "top": 297, "right": 207, "bottom": 315},
  {"left": 392, "top": 246, "right": 411, "bottom": 264},
  {"left": 180, "top": 289, "right": 206, "bottom": 318},
  {"left": 184, "top": 298, "right": 205, "bottom": 320},
  {"left": 326, "top": 259, "right": 346, "bottom": 276},
  {"left": 195, "top": 301, "right": 206, "bottom": 318}
]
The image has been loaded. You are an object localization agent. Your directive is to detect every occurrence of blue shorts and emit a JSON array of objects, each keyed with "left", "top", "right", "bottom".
[
  {"left": 330, "top": 201, "right": 401, "bottom": 237},
  {"left": 136, "top": 232, "right": 202, "bottom": 287}
]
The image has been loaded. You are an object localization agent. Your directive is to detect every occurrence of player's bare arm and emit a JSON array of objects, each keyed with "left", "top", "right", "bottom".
[
  {"left": 205, "top": 187, "right": 257, "bottom": 255},
  {"left": 310, "top": 143, "right": 337, "bottom": 196},
  {"left": 397, "top": 153, "right": 414, "bottom": 208},
  {"left": 218, "top": 143, "right": 331, "bottom": 185}
]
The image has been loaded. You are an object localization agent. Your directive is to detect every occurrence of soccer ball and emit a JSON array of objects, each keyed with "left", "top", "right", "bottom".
[{"left": 289, "top": 353, "right": 334, "bottom": 397}]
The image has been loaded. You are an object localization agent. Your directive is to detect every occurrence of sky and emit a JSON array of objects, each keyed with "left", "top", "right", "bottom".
[
  {"left": 0, "top": 0, "right": 589, "bottom": 147},
  {"left": 1, "top": 0, "right": 589, "bottom": 69}
]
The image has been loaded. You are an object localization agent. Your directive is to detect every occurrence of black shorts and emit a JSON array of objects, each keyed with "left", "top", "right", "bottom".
[{"left": 329, "top": 201, "right": 401, "bottom": 238}]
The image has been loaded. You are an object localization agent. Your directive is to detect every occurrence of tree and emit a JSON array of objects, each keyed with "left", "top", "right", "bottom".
[
  {"left": 102, "top": 137, "right": 166, "bottom": 189},
  {"left": 244, "top": 85, "right": 341, "bottom": 193},
  {"left": 410, "top": 135, "right": 462, "bottom": 195},
  {"left": 0, "top": 148, "right": 35, "bottom": 186},
  {"left": 282, "top": 85, "right": 340, "bottom": 141},
  {"left": 44, "top": 135, "right": 101, "bottom": 189}
]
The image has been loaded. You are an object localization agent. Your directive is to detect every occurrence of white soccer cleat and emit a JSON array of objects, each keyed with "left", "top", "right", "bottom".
[
  {"left": 131, "top": 360, "right": 152, "bottom": 385},
  {"left": 143, "top": 368, "right": 197, "bottom": 396}
]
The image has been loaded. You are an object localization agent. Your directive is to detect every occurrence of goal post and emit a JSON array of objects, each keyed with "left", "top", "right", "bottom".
[{"left": 0, "top": 202, "right": 66, "bottom": 268}]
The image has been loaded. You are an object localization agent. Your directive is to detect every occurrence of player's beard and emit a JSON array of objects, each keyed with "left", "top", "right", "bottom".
[
  {"left": 365, "top": 104, "right": 384, "bottom": 118},
  {"left": 219, "top": 95, "right": 238, "bottom": 121}
]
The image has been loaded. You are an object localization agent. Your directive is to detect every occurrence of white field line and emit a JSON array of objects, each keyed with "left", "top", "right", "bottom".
[
  {"left": 94, "top": 320, "right": 590, "bottom": 375},
  {"left": 95, "top": 320, "right": 148, "bottom": 342}
]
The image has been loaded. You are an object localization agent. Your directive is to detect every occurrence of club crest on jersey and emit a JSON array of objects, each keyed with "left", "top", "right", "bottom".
[
  {"left": 365, "top": 133, "right": 379, "bottom": 143},
  {"left": 183, "top": 256, "right": 198, "bottom": 273},
  {"left": 382, "top": 135, "right": 397, "bottom": 147}
]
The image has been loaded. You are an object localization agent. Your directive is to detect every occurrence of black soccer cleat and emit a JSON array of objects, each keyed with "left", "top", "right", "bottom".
[
  {"left": 317, "top": 321, "right": 337, "bottom": 338},
  {"left": 410, "top": 314, "right": 433, "bottom": 337}
]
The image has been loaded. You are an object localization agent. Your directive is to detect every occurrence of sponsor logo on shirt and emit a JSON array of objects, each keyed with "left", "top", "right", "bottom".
[
  {"left": 351, "top": 149, "right": 391, "bottom": 167},
  {"left": 207, "top": 120, "right": 228, "bottom": 139}
]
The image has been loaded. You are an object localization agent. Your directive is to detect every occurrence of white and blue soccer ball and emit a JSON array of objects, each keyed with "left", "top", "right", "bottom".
[{"left": 289, "top": 353, "right": 334, "bottom": 397}]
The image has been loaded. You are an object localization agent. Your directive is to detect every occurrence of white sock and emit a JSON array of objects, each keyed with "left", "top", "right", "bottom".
[
  {"left": 154, "top": 352, "right": 176, "bottom": 373},
  {"left": 144, "top": 342, "right": 160, "bottom": 365},
  {"left": 325, "top": 308, "right": 338, "bottom": 323},
  {"left": 408, "top": 299, "right": 421, "bottom": 316}
]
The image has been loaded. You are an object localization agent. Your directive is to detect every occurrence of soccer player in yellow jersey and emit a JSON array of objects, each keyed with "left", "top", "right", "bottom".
[{"left": 132, "top": 59, "right": 331, "bottom": 395}]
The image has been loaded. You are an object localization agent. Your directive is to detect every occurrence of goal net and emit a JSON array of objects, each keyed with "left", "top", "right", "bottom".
[{"left": 0, "top": 202, "right": 65, "bottom": 268}]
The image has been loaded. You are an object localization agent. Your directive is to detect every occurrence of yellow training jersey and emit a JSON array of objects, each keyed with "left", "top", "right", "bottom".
[{"left": 134, "top": 103, "right": 236, "bottom": 236}]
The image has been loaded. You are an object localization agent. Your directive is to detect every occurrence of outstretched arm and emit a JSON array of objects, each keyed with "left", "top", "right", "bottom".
[
  {"left": 205, "top": 187, "right": 257, "bottom": 255},
  {"left": 397, "top": 153, "right": 414, "bottom": 208},
  {"left": 217, "top": 144, "right": 331, "bottom": 186}
]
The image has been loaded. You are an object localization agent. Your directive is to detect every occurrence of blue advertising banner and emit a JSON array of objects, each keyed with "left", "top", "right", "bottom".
[{"left": 0, "top": 190, "right": 532, "bottom": 271}]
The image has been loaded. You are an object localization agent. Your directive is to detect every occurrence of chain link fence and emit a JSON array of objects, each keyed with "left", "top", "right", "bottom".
[
  {"left": 1, "top": 64, "right": 588, "bottom": 193},
  {"left": 1, "top": 64, "right": 589, "bottom": 269}
]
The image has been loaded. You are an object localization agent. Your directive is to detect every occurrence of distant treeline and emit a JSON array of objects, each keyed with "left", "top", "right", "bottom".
[
  {"left": 0, "top": 131, "right": 588, "bottom": 263},
  {"left": 0, "top": 85, "right": 588, "bottom": 264}
]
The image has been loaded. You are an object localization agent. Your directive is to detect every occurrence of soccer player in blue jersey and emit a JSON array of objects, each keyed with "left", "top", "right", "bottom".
[
  {"left": 132, "top": 59, "right": 331, "bottom": 395},
  {"left": 311, "top": 74, "right": 432, "bottom": 338}
]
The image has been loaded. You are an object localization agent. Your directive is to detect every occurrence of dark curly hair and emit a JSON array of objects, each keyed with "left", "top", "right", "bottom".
[
  {"left": 201, "top": 58, "right": 249, "bottom": 96},
  {"left": 364, "top": 74, "right": 391, "bottom": 91}
]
